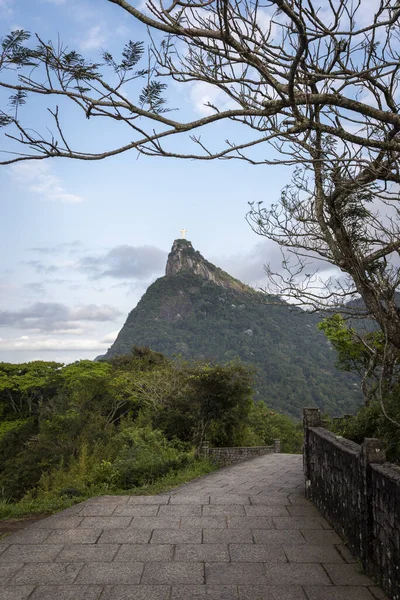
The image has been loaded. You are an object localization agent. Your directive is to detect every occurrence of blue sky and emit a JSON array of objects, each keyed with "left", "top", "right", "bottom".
[{"left": 0, "top": 0, "right": 294, "bottom": 363}]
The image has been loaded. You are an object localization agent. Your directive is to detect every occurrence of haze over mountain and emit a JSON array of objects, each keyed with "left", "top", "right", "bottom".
[{"left": 101, "top": 239, "right": 362, "bottom": 417}]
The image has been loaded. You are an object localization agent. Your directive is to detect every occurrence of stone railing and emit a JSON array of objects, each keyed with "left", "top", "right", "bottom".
[
  {"left": 303, "top": 407, "right": 400, "bottom": 600},
  {"left": 201, "top": 439, "right": 280, "bottom": 467}
]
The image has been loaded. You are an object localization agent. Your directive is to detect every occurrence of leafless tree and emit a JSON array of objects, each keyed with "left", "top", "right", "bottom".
[{"left": 1, "top": 0, "right": 400, "bottom": 356}]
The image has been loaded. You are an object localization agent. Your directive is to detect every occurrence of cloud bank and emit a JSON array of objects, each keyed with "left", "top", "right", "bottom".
[
  {"left": 78, "top": 245, "right": 167, "bottom": 280},
  {"left": 0, "top": 302, "right": 122, "bottom": 332},
  {"left": 10, "top": 163, "right": 84, "bottom": 203}
]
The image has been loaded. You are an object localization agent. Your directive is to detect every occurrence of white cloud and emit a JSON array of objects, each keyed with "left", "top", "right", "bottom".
[
  {"left": 10, "top": 162, "right": 84, "bottom": 204},
  {"left": 80, "top": 25, "right": 107, "bottom": 51},
  {"left": 190, "top": 82, "right": 220, "bottom": 116},
  {"left": 189, "top": 81, "right": 239, "bottom": 116},
  {"left": 29, "top": 241, "right": 84, "bottom": 255},
  {"left": 215, "top": 241, "right": 282, "bottom": 287},
  {"left": 256, "top": 9, "right": 277, "bottom": 39},
  {"left": 78, "top": 245, "right": 167, "bottom": 280},
  {"left": 0, "top": 302, "right": 122, "bottom": 332},
  {"left": 0, "top": 0, "right": 13, "bottom": 18},
  {"left": 0, "top": 336, "right": 108, "bottom": 351},
  {"left": 101, "top": 331, "right": 119, "bottom": 344},
  {"left": 0, "top": 283, "right": 19, "bottom": 294},
  {"left": 71, "top": 305, "right": 122, "bottom": 321},
  {"left": 50, "top": 328, "right": 88, "bottom": 335}
]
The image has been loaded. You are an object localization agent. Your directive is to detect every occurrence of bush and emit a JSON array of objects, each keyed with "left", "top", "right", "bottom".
[
  {"left": 111, "top": 425, "right": 192, "bottom": 488},
  {"left": 331, "top": 398, "right": 400, "bottom": 464}
]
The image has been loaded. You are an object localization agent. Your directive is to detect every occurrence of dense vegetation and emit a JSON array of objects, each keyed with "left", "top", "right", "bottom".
[
  {"left": 319, "top": 315, "right": 400, "bottom": 464},
  {"left": 103, "top": 271, "right": 362, "bottom": 418},
  {"left": 329, "top": 401, "right": 400, "bottom": 464},
  {"left": 0, "top": 349, "right": 302, "bottom": 517}
]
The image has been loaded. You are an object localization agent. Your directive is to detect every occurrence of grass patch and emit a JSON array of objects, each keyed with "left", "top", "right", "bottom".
[
  {"left": 127, "top": 457, "right": 217, "bottom": 496},
  {"left": 0, "top": 458, "right": 217, "bottom": 520}
]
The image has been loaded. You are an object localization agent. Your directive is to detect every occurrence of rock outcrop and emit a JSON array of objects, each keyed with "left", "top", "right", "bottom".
[{"left": 165, "top": 239, "right": 247, "bottom": 293}]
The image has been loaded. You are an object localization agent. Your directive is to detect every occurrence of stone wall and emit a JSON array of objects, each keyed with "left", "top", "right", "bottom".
[
  {"left": 202, "top": 441, "right": 279, "bottom": 467},
  {"left": 303, "top": 408, "right": 400, "bottom": 600}
]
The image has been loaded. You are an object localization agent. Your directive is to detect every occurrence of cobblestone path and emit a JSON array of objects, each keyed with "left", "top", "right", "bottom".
[{"left": 0, "top": 453, "right": 389, "bottom": 599}]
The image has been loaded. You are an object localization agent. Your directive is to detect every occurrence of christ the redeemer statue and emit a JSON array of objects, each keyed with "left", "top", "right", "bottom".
[{"left": 180, "top": 228, "right": 187, "bottom": 239}]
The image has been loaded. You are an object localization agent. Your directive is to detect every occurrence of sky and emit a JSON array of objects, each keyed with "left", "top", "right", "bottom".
[{"left": 0, "top": 0, "right": 354, "bottom": 364}]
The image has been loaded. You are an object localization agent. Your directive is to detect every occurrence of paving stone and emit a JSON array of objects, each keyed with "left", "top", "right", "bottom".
[
  {"left": 86, "top": 496, "right": 130, "bottom": 505},
  {"left": 229, "top": 544, "right": 287, "bottom": 563},
  {"left": 158, "top": 505, "right": 202, "bottom": 517},
  {"left": 244, "top": 506, "right": 288, "bottom": 517},
  {"left": 169, "top": 496, "right": 210, "bottom": 505},
  {"left": 249, "top": 495, "right": 290, "bottom": 506},
  {"left": 174, "top": 544, "right": 229, "bottom": 562},
  {"left": 246, "top": 487, "right": 269, "bottom": 495},
  {"left": 130, "top": 517, "right": 181, "bottom": 530},
  {"left": 206, "top": 562, "right": 267, "bottom": 584},
  {"left": 238, "top": 585, "right": 307, "bottom": 599},
  {"left": 46, "top": 528, "right": 103, "bottom": 544},
  {"left": 127, "top": 496, "right": 169, "bottom": 505},
  {"left": 98, "top": 529, "right": 152, "bottom": 544},
  {"left": 1, "top": 529, "right": 51, "bottom": 545},
  {"left": 75, "top": 562, "right": 144, "bottom": 584},
  {"left": 300, "top": 530, "right": 343, "bottom": 545},
  {"left": 284, "top": 544, "right": 344, "bottom": 563},
  {"left": 0, "top": 543, "right": 10, "bottom": 556},
  {"left": 141, "top": 562, "right": 204, "bottom": 584},
  {"left": 57, "top": 504, "right": 87, "bottom": 516},
  {"left": 0, "top": 586, "right": 35, "bottom": 600},
  {"left": 100, "top": 585, "right": 171, "bottom": 600},
  {"left": 77, "top": 505, "right": 117, "bottom": 517},
  {"left": 253, "top": 530, "right": 305, "bottom": 545},
  {"left": 55, "top": 543, "right": 120, "bottom": 562},
  {"left": 303, "top": 587, "right": 376, "bottom": 600},
  {"left": 150, "top": 530, "right": 202, "bottom": 544},
  {"left": 287, "top": 494, "right": 312, "bottom": 506},
  {"left": 79, "top": 517, "right": 133, "bottom": 529},
  {"left": 227, "top": 517, "right": 274, "bottom": 530},
  {"left": 171, "top": 585, "right": 239, "bottom": 599},
  {"left": 0, "top": 544, "right": 64, "bottom": 563},
  {"left": 114, "top": 544, "right": 173, "bottom": 562},
  {"left": 10, "top": 563, "right": 83, "bottom": 585},
  {"left": 113, "top": 506, "right": 159, "bottom": 517},
  {"left": 286, "top": 505, "right": 320, "bottom": 517},
  {"left": 0, "top": 563, "right": 23, "bottom": 582},
  {"left": 317, "top": 517, "right": 332, "bottom": 530},
  {"left": 203, "top": 529, "right": 254, "bottom": 544},
  {"left": 209, "top": 496, "right": 250, "bottom": 506},
  {"left": 261, "top": 563, "right": 331, "bottom": 585},
  {"left": 368, "top": 587, "right": 390, "bottom": 599},
  {"left": 29, "top": 585, "right": 104, "bottom": 600},
  {"left": 31, "top": 517, "right": 83, "bottom": 529},
  {"left": 323, "top": 563, "right": 374, "bottom": 586},
  {"left": 273, "top": 517, "right": 324, "bottom": 530},
  {"left": 202, "top": 505, "right": 245, "bottom": 517},
  {"left": 335, "top": 545, "right": 357, "bottom": 563},
  {"left": 180, "top": 517, "right": 227, "bottom": 530}
]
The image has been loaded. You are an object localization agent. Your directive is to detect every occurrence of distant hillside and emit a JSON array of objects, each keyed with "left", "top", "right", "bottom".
[{"left": 102, "top": 239, "right": 362, "bottom": 418}]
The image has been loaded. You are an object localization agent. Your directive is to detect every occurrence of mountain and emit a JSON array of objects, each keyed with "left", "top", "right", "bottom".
[{"left": 101, "top": 239, "right": 362, "bottom": 418}]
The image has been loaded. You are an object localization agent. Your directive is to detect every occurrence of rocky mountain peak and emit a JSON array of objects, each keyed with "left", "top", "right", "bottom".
[
  {"left": 166, "top": 239, "right": 207, "bottom": 276},
  {"left": 165, "top": 239, "right": 246, "bottom": 292}
]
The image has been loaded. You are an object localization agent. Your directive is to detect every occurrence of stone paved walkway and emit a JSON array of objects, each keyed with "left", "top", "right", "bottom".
[{"left": 0, "top": 453, "right": 389, "bottom": 600}]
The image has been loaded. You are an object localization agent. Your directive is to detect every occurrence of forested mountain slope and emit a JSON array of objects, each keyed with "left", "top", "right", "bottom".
[{"left": 102, "top": 239, "right": 362, "bottom": 417}]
